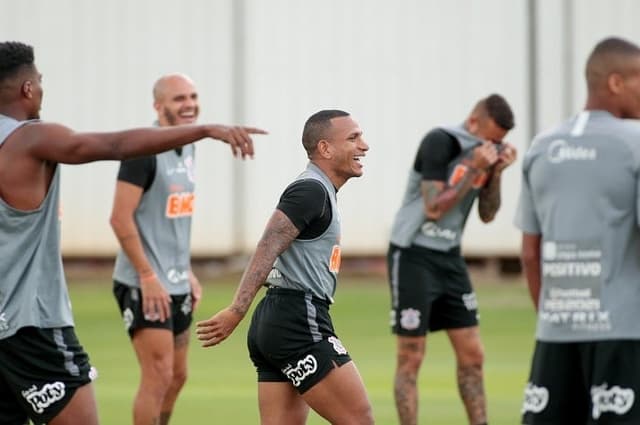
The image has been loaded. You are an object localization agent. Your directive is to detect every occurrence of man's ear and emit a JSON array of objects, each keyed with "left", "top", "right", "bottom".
[
  {"left": 466, "top": 116, "right": 479, "bottom": 134},
  {"left": 317, "top": 139, "right": 332, "bottom": 159},
  {"left": 21, "top": 80, "right": 32, "bottom": 99},
  {"left": 607, "top": 72, "right": 624, "bottom": 95}
]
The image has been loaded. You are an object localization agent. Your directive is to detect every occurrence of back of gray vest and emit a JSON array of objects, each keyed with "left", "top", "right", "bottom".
[
  {"left": 265, "top": 162, "right": 341, "bottom": 301},
  {"left": 113, "top": 145, "right": 195, "bottom": 295},
  {"left": 0, "top": 115, "right": 73, "bottom": 339},
  {"left": 515, "top": 111, "right": 640, "bottom": 341},
  {"left": 390, "top": 124, "right": 483, "bottom": 251}
]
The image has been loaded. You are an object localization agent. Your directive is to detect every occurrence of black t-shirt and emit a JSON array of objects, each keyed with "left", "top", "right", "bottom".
[
  {"left": 276, "top": 179, "right": 332, "bottom": 240},
  {"left": 117, "top": 148, "right": 183, "bottom": 191},
  {"left": 413, "top": 129, "right": 461, "bottom": 181}
]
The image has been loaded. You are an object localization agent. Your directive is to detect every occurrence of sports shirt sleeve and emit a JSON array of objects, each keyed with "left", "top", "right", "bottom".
[
  {"left": 514, "top": 154, "right": 541, "bottom": 234},
  {"left": 413, "top": 129, "right": 459, "bottom": 181},
  {"left": 117, "top": 156, "right": 156, "bottom": 192},
  {"left": 276, "top": 180, "right": 330, "bottom": 237}
]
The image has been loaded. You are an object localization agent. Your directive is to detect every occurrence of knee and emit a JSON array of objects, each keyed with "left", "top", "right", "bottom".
[
  {"left": 172, "top": 366, "right": 187, "bottom": 390},
  {"left": 396, "top": 344, "right": 425, "bottom": 374},
  {"left": 458, "top": 342, "right": 484, "bottom": 367},
  {"left": 145, "top": 358, "right": 174, "bottom": 391},
  {"left": 354, "top": 401, "right": 375, "bottom": 425}
]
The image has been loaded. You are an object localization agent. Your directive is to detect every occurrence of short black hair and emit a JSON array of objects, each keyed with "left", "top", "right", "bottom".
[
  {"left": 0, "top": 41, "right": 34, "bottom": 84},
  {"left": 483, "top": 94, "right": 514, "bottom": 131},
  {"left": 585, "top": 37, "right": 640, "bottom": 90},
  {"left": 302, "top": 109, "right": 350, "bottom": 156}
]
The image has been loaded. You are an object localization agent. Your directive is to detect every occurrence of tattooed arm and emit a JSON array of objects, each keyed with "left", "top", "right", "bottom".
[
  {"left": 477, "top": 170, "right": 502, "bottom": 223},
  {"left": 478, "top": 143, "right": 517, "bottom": 223},
  {"left": 422, "top": 168, "right": 482, "bottom": 221},
  {"left": 196, "top": 209, "right": 300, "bottom": 347},
  {"left": 423, "top": 141, "right": 498, "bottom": 221}
]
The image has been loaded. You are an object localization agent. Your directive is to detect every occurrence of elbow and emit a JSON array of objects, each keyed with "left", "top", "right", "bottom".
[
  {"left": 479, "top": 213, "right": 495, "bottom": 224},
  {"left": 520, "top": 249, "right": 539, "bottom": 271},
  {"left": 109, "top": 213, "right": 125, "bottom": 234}
]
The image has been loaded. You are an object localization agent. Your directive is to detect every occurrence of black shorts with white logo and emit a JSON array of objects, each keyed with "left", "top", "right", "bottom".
[
  {"left": 388, "top": 243, "right": 478, "bottom": 336},
  {"left": 0, "top": 326, "right": 96, "bottom": 425},
  {"left": 522, "top": 340, "right": 640, "bottom": 424},
  {"left": 113, "top": 281, "right": 193, "bottom": 338},
  {"left": 247, "top": 286, "right": 352, "bottom": 394}
]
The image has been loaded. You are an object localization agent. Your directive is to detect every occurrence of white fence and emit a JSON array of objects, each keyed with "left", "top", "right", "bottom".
[{"left": 2, "top": 0, "right": 640, "bottom": 256}]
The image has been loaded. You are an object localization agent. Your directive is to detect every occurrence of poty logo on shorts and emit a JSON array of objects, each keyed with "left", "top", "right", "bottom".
[
  {"left": 462, "top": 293, "right": 478, "bottom": 311},
  {"left": 328, "top": 336, "right": 348, "bottom": 355},
  {"left": 22, "top": 382, "right": 66, "bottom": 414},
  {"left": 591, "top": 384, "right": 635, "bottom": 419},
  {"left": 400, "top": 308, "right": 421, "bottom": 330},
  {"left": 181, "top": 294, "right": 193, "bottom": 315},
  {"left": 282, "top": 354, "right": 318, "bottom": 387},
  {"left": 123, "top": 308, "right": 134, "bottom": 331},
  {"left": 522, "top": 382, "right": 549, "bottom": 414}
]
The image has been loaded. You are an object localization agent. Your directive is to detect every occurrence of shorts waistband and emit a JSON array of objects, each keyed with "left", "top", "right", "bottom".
[{"left": 264, "top": 285, "right": 331, "bottom": 306}]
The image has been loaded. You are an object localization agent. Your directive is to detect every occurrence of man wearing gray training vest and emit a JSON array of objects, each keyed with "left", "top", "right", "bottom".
[
  {"left": 516, "top": 37, "right": 640, "bottom": 424},
  {"left": 0, "top": 41, "right": 264, "bottom": 425},
  {"left": 110, "top": 74, "right": 203, "bottom": 425},
  {"left": 388, "top": 94, "right": 517, "bottom": 425},
  {"left": 196, "top": 110, "right": 374, "bottom": 425}
]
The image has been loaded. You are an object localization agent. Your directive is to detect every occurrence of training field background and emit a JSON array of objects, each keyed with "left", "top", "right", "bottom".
[{"left": 72, "top": 272, "right": 535, "bottom": 425}]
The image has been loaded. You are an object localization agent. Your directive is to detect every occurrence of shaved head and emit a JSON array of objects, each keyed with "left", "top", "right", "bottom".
[
  {"left": 153, "top": 73, "right": 195, "bottom": 102},
  {"left": 586, "top": 37, "right": 640, "bottom": 91},
  {"left": 152, "top": 73, "right": 199, "bottom": 126}
]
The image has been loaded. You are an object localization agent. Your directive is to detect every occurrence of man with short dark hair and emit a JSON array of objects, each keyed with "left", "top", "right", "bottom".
[
  {"left": 0, "top": 40, "right": 264, "bottom": 425},
  {"left": 516, "top": 36, "right": 640, "bottom": 424},
  {"left": 196, "top": 110, "right": 374, "bottom": 425},
  {"left": 388, "top": 94, "right": 517, "bottom": 425}
]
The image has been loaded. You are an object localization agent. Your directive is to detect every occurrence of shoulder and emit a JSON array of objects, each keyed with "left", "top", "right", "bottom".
[
  {"left": 282, "top": 178, "right": 328, "bottom": 198},
  {"left": 420, "top": 128, "right": 456, "bottom": 147}
]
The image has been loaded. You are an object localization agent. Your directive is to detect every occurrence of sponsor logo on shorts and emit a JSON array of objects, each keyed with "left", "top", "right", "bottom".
[
  {"left": 522, "top": 382, "right": 549, "bottom": 414},
  {"left": 123, "top": 308, "right": 134, "bottom": 331},
  {"left": 328, "top": 336, "right": 348, "bottom": 355},
  {"left": 0, "top": 312, "right": 8, "bottom": 332},
  {"left": 462, "top": 292, "right": 478, "bottom": 311},
  {"left": 22, "top": 382, "right": 66, "bottom": 414},
  {"left": 591, "top": 384, "right": 635, "bottom": 419},
  {"left": 282, "top": 354, "right": 318, "bottom": 387},
  {"left": 89, "top": 366, "right": 99, "bottom": 381},
  {"left": 547, "top": 139, "right": 597, "bottom": 163},
  {"left": 400, "top": 308, "right": 421, "bottom": 330},
  {"left": 181, "top": 294, "right": 193, "bottom": 315}
]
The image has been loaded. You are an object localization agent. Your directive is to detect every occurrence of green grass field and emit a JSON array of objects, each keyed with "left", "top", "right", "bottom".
[{"left": 70, "top": 273, "right": 536, "bottom": 424}]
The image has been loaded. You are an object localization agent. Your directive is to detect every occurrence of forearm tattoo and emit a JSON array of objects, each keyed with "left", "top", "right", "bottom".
[
  {"left": 478, "top": 172, "right": 501, "bottom": 222},
  {"left": 423, "top": 166, "right": 479, "bottom": 219},
  {"left": 457, "top": 364, "right": 487, "bottom": 424},
  {"left": 231, "top": 211, "right": 299, "bottom": 316}
]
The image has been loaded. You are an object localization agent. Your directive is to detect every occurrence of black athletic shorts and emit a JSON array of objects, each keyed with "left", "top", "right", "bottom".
[
  {"left": 113, "top": 281, "right": 193, "bottom": 338},
  {"left": 388, "top": 243, "right": 479, "bottom": 336},
  {"left": 522, "top": 340, "right": 640, "bottom": 424},
  {"left": 0, "top": 326, "right": 96, "bottom": 425},
  {"left": 247, "top": 286, "right": 352, "bottom": 394}
]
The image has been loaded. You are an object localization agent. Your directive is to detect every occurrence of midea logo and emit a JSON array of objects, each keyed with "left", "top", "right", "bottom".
[{"left": 547, "top": 139, "right": 597, "bottom": 163}]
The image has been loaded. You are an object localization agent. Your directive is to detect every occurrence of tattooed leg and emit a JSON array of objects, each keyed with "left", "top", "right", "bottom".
[
  {"left": 394, "top": 336, "right": 426, "bottom": 425},
  {"left": 457, "top": 364, "right": 487, "bottom": 424},
  {"left": 447, "top": 326, "right": 487, "bottom": 425}
]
